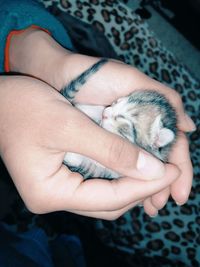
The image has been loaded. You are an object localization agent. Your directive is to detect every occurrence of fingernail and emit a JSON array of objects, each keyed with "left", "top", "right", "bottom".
[
  {"left": 176, "top": 201, "right": 184, "bottom": 206},
  {"left": 150, "top": 211, "right": 158, "bottom": 218},
  {"left": 185, "top": 114, "right": 196, "bottom": 131},
  {"left": 137, "top": 151, "right": 165, "bottom": 180}
]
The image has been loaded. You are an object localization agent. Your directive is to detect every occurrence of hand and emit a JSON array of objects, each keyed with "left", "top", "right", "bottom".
[
  {"left": 9, "top": 29, "right": 195, "bottom": 217},
  {"left": 0, "top": 76, "right": 180, "bottom": 219},
  {"left": 65, "top": 56, "right": 194, "bottom": 216}
]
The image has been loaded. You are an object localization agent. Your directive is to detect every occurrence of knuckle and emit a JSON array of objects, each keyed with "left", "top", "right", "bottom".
[
  {"left": 23, "top": 188, "right": 47, "bottom": 214},
  {"left": 152, "top": 195, "right": 167, "bottom": 209},
  {"left": 25, "top": 199, "right": 45, "bottom": 214}
]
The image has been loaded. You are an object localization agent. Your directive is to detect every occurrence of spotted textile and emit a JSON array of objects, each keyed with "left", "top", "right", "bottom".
[{"left": 10, "top": 1, "right": 200, "bottom": 266}]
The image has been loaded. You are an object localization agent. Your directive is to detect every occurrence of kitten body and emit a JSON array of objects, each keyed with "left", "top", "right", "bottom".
[
  {"left": 63, "top": 90, "right": 177, "bottom": 179},
  {"left": 60, "top": 58, "right": 177, "bottom": 179}
]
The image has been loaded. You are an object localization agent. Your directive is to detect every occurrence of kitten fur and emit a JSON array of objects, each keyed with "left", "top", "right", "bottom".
[
  {"left": 63, "top": 90, "right": 177, "bottom": 179},
  {"left": 61, "top": 59, "right": 177, "bottom": 179}
]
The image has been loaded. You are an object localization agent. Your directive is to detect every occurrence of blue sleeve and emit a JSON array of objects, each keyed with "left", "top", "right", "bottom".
[{"left": 0, "top": 0, "right": 74, "bottom": 72}]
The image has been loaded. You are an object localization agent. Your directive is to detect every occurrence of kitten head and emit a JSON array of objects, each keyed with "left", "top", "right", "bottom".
[{"left": 101, "top": 90, "right": 177, "bottom": 161}]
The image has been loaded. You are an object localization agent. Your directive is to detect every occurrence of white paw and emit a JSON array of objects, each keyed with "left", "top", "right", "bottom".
[{"left": 63, "top": 152, "right": 83, "bottom": 167}]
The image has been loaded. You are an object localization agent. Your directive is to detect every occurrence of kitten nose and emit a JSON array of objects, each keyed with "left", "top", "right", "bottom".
[
  {"left": 102, "top": 115, "right": 108, "bottom": 119},
  {"left": 103, "top": 107, "right": 112, "bottom": 119}
]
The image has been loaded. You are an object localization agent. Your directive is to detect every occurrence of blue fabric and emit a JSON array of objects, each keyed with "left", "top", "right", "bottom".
[
  {"left": 0, "top": 223, "right": 86, "bottom": 267},
  {"left": 0, "top": 223, "right": 54, "bottom": 267},
  {"left": 0, "top": 0, "right": 73, "bottom": 73}
]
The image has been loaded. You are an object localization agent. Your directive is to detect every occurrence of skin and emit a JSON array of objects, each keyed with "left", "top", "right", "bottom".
[{"left": 1, "top": 28, "right": 194, "bottom": 219}]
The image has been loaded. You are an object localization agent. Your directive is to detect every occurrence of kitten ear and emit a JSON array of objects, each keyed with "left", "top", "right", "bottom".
[
  {"left": 152, "top": 115, "right": 175, "bottom": 148},
  {"left": 156, "top": 128, "right": 175, "bottom": 147}
]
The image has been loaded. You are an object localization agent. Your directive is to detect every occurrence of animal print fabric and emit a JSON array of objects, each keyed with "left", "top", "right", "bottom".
[{"left": 39, "top": 1, "right": 200, "bottom": 266}]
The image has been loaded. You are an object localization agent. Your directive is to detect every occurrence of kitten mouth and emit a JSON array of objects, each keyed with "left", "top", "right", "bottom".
[{"left": 102, "top": 114, "right": 108, "bottom": 120}]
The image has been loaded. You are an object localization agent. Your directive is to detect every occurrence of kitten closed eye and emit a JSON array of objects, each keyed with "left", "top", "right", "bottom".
[{"left": 114, "top": 114, "right": 125, "bottom": 120}]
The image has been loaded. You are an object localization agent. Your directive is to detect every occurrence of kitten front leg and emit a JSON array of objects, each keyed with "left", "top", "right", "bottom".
[
  {"left": 64, "top": 152, "right": 120, "bottom": 179},
  {"left": 74, "top": 103, "right": 105, "bottom": 124},
  {"left": 63, "top": 152, "right": 84, "bottom": 168}
]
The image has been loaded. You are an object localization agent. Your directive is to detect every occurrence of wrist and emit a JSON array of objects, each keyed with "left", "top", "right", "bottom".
[{"left": 8, "top": 27, "right": 72, "bottom": 90}]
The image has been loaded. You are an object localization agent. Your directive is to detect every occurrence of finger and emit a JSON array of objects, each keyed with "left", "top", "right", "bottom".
[
  {"left": 53, "top": 102, "right": 166, "bottom": 180},
  {"left": 67, "top": 200, "right": 141, "bottom": 220},
  {"left": 151, "top": 187, "right": 170, "bottom": 210},
  {"left": 143, "top": 198, "right": 158, "bottom": 217},
  {"left": 169, "top": 132, "right": 193, "bottom": 205},
  {"left": 17, "top": 155, "right": 179, "bottom": 215},
  {"left": 37, "top": 163, "right": 179, "bottom": 213},
  {"left": 74, "top": 164, "right": 179, "bottom": 212}
]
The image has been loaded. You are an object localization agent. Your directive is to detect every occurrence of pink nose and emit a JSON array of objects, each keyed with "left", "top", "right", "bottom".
[
  {"left": 103, "top": 107, "right": 112, "bottom": 118},
  {"left": 102, "top": 114, "right": 108, "bottom": 119}
]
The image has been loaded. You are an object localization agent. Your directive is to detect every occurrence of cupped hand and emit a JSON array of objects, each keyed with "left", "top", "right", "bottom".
[
  {"left": 0, "top": 76, "right": 181, "bottom": 219},
  {"left": 63, "top": 55, "right": 194, "bottom": 216},
  {"left": 8, "top": 29, "right": 194, "bottom": 217}
]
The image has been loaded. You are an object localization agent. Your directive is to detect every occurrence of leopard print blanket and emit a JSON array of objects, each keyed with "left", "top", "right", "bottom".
[{"left": 9, "top": 1, "right": 200, "bottom": 266}]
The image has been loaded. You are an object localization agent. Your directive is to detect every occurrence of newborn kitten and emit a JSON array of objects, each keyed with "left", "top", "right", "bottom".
[
  {"left": 60, "top": 58, "right": 177, "bottom": 179},
  {"left": 63, "top": 90, "right": 177, "bottom": 179}
]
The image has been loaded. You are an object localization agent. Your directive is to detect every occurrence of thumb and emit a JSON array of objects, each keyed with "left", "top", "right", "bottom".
[{"left": 56, "top": 102, "right": 166, "bottom": 181}]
